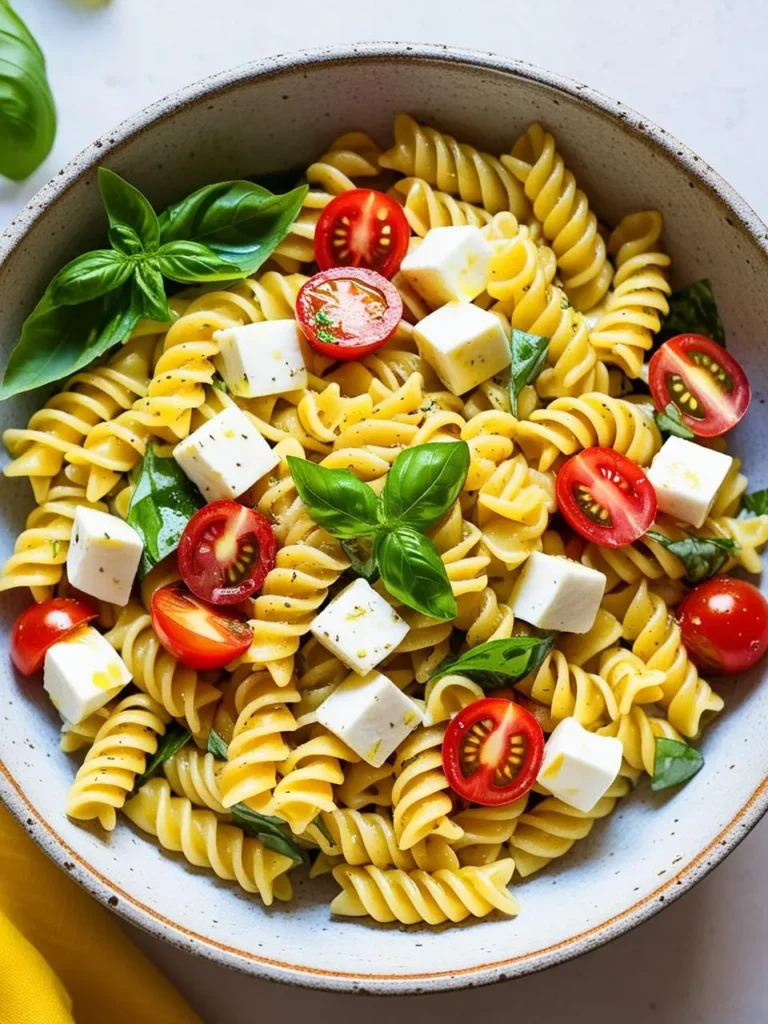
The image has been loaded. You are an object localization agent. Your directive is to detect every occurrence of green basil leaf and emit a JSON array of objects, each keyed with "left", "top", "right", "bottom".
[
  {"left": 134, "top": 724, "right": 192, "bottom": 791},
  {"left": 127, "top": 443, "right": 204, "bottom": 576},
  {"left": 375, "top": 527, "right": 457, "bottom": 620},
  {"left": 47, "top": 249, "right": 133, "bottom": 306},
  {"left": 740, "top": 489, "right": 768, "bottom": 519},
  {"left": 0, "top": 1, "right": 56, "bottom": 181},
  {"left": 211, "top": 376, "right": 229, "bottom": 394},
  {"left": 651, "top": 737, "right": 704, "bottom": 791},
  {"left": 287, "top": 457, "right": 379, "bottom": 539},
  {"left": 133, "top": 260, "right": 172, "bottom": 323},
  {"left": 230, "top": 804, "right": 305, "bottom": 864},
  {"left": 509, "top": 328, "right": 549, "bottom": 417},
  {"left": 108, "top": 224, "right": 144, "bottom": 258},
  {"left": 158, "top": 180, "right": 308, "bottom": 276},
  {"left": 430, "top": 633, "right": 557, "bottom": 688},
  {"left": 340, "top": 538, "right": 379, "bottom": 584},
  {"left": 206, "top": 729, "right": 229, "bottom": 760},
  {"left": 654, "top": 402, "right": 695, "bottom": 440},
  {"left": 311, "top": 815, "right": 335, "bottom": 846},
  {"left": 646, "top": 530, "right": 737, "bottom": 584},
  {"left": 155, "top": 240, "right": 243, "bottom": 283},
  {"left": 658, "top": 279, "right": 725, "bottom": 347},
  {"left": 379, "top": 441, "right": 470, "bottom": 532},
  {"left": 98, "top": 167, "right": 160, "bottom": 251}
]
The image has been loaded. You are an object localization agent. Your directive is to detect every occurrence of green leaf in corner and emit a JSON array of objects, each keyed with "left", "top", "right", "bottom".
[
  {"left": 127, "top": 443, "right": 204, "bottom": 576},
  {"left": 134, "top": 724, "right": 192, "bottom": 791},
  {"left": 230, "top": 804, "right": 305, "bottom": 864},
  {"left": 654, "top": 402, "right": 695, "bottom": 440},
  {"left": 646, "top": 530, "right": 737, "bottom": 584},
  {"left": 379, "top": 441, "right": 470, "bottom": 532},
  {"left": 658, "top": 279, "right": 726, "bottom": 347},
  {"left": 430, "top": 634, "right": 557, "bottom": 688},
  {"left": 509, "top": 329, "right": 549, "bottom": 417},
  {"left": 652, "top": 737, "right": 704, "bottom": 791},
  {"left": 47, "top": 250, "right": 134, "bottom": 306},
  {"left": 206, "top": 729, "right": 229, "bottom": 760},
  {"left": 98, "top": 167, "right": 160, "bottom": 252},
  {"left": 739, "top": 489, "right": 768, "bottom": 519},
  {"left": 340, "top": 539, "right": 379, "bottom": 584},
  {"left": 375, "top": 527, "right": 457, "bottom": 621},
  {"left": 287, "top": 457, "right": 379, "bottom": 539}
]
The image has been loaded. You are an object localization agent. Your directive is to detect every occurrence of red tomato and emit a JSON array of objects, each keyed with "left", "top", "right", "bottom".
[
  {"left": 677, "top": 577, "right": 768, "bottom": 675},
  {"left": 649, "top": 334, "right": 750, "bottom": 438},
  {"left": 556, "top": 447, "right": 657, "bottom": 548},
  {"left": 178, "top": 501, "right": 276, "bottom": 606},
  {"left": 150, "top": 583, "right": 252, "bottom": 671},
  {"left": 10, "top": 598, "right": 98, "bottom": 676},
  {"left": 442, "top": 698, "right": 544, "bottom": 806},
  {"left": 314, "top": 189, "right": 410, "bottom": 278},
  {"left": 296, "top": 267, "right": 403, "bottom": 360}
]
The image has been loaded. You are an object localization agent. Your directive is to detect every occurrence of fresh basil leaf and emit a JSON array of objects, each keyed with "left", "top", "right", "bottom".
[
  {"left": 646, "top": 530, "right": 737, "bottom": 584},
  {"left": 98, "top": 167, "right": 160, "bottom": 251},
  {"left": 654, "top": 402, "right": 695, "bottom": 440},
  {"left": 47, "top": 249, "right": 133, "bottom": 306},
  {"left": 158, "top": 180, "right": 308, "bottom": 276},
  {"left": 287, "top": 457, "right": 379, "bottom": 539},
  {"left": 0, "top": 1, "right": 56, "bottom": 181},
  {"left": 740, "top": 489, "right": 768, "bottom": 518},
  {"left": 430, "top": 634, "right": 557, "bottom": 688},
  {"left": 211, "top": 376, "right": 229, "bottom": 394},
  {"left": 509, "top": 328, "right": 549, "bottom": 417},
  {"left": 230, "top": 804, "right": 305, "bottom": 864},
  {"left": 379, "top": 441, "right": 470, "bottom": 532},
  {"left": 156, "top": 240, "right": 243, "bottom": 283},
  {"left": 134, "top": 724, "right": 192, "bottom": 791},
  {"left": 133, "top": 260, "right": 172, "bottom": 323},
  {"left": 311, "top": 815, "right": 335, "bottom": 846},
  {"left": 127, "top": 443, "right": 204, "bottom": 576},
  {"left": 340, "top": 539, "right": 379, "bottom": 584},
  {"left": 658, "top": 279, "right": 725, "bottom": 347},
  {"left": 375, "top": 527, "right": 456, "bottom": 620},
  {"left": 206, "top": 729, "right": 229, "bottom": 760},
  {"left": 652, "top": 737, "right": 704, "bottom": 791}
]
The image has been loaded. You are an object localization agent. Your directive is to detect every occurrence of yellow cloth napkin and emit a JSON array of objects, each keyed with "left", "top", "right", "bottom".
[{"left": 0, "top": 801, "right": 202, "bottom": 1024}]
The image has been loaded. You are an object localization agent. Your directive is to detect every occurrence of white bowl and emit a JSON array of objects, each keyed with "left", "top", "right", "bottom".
[{"left": 2, "top": 42, "right": 767, "bottom": 994}]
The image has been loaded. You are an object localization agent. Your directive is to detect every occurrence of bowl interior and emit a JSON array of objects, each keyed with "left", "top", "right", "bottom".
[{"left": 2, "top": 46, "right": 768, "bottom": 993}]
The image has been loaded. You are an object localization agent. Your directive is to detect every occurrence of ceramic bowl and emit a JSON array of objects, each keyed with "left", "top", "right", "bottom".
[{"left": 1, "top": 43, "right": 767, "bottom": 995}]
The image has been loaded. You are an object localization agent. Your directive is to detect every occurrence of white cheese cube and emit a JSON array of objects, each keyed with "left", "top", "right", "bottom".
[
  {"left": 509, "top": 551, "right": 606, "bottom": 634},
  {"left": 310, "top": 578, "right": 409, "bottom": 675},
  {"left": 316, "top": 670, "right": 423, "bottom": 767},
  {"left": 646, "top": 436, "right": 733, "bottom": 528},
  {"left": 537, "top": 717, "right": 622, "bottom": 812},
  {"left": 400, "top": 225, "right": 491, "bottom": 307},
  {"left": 67, "top": 507, "right": 143, "bottom": 606},
  {"left": 414, "top": 302, "right": 510, "bottom": 396},
  {"left": 214, "top": 320, "right": 308, "bottom": 399},
  {"left": 44, "top": 626, "right": 131, "bottom": 725},
  {"left": 173, "top": 406, "right": 279, "bottom": 502}
]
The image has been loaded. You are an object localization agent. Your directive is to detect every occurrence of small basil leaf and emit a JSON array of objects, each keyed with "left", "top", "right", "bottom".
[
  {"left": 158, "top": 180, "right": 308, "bottom": 276},
  {"left": 211, "top": 376, "right": 229, "bottom": 394},
  {"left": 739, "top": 489, "right": 768, "bottom": 518},
  {"left": 340, "top": 539, "right": 379, "bottom": 584},
  {"left": 0, "top": 2, "right": 56, "bottom": 181},
  {"left": 311, "top": 814, "right": 335, "bottom": 847},
  {"left": 134, "top": 724, "right": 192, "bottom": 791},
  {"left": 156, "top": 240, "right": 243, "bottom": 283},
  {"left": 646, "top": 530, "right": 737, "bottom": 584},
  {"left": 509, "top": 328, "right": 549, "bottom": 417},
  {"left": 98, "top": 167, "right": 160, "bottom": 251},
  {"left": 133, "top": 260, "right": 172, "bottom": 323},
  {"left": 109, "top": 224, "right": 144, "bottom": 258},
  {"left": 652, "top": 737, "right": 704, "bottom": 791},
  {"left": 658, "top": 279, "right": 725, "bottom": 347},
  {"left": 375, "top": 528, "right": 457, "bottom": 621},
  {"left": 430, "top": 634, "right": 557, "bottom": 688},
  {"left": 230, "top": 804, "right": 305, "bottom": 864},
  {"left": 379, "top": 441, "right": 470, "bottom": 531},
  {"left": 655, "top": 402, "right": 695, "bottom": 440},
  {"left": 287, "top": 457, "right": 379, "bottom": 539},
  {"left": 127, "top": 443, "right": 204, "bottom": 576},
  {"left": 47, "top": 250, "right": 133, "bottom": 306},
  {"left": 206, "top": 729, "right": 229, "bottom": 760},
  {"left": 257, "top": 832, "right": 307, "bottom": 864}
]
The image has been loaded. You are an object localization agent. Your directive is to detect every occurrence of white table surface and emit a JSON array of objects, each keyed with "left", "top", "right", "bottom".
[{"left": 3, "top": 1, "right": 768, "bottom": 1021}]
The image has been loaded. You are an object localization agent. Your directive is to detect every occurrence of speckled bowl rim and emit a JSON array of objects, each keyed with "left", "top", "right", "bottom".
[{"left": 2, "top": 41, "right": 768, "bottom": 995}]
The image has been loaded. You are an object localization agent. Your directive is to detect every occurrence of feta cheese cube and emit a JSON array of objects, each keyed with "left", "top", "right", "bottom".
[
  {"left": 509, "top": 551, "right": 606, "bottom": 634},
  {"left": 646, "top": 436, "right": 733, "bottom": 528},
  {"left": 173, "top": 406, "right": 279, "bottom": 502},
  {"left": 316, "top": 669, "right": 423, "bottom": 767},
  {"left": 414, "top": 302, "right": 511, "bottom": 396},
  {"left": 537, "top": 717, "right": 622, "bottom": 812},
  {"left": 213, "top": 320, "right": 308, "bottom": 399},
  {"left": 44, "top": 626, "right": 131, "bottom": 725},
  {"left": 67, "top": 507, "right": 143, "bottom": 606},
  {"left": 400, "top": 226, "right": 491, "bottom": 307},
  {"left": 310, "top": 578, "right": 409, "bottom": 675}
]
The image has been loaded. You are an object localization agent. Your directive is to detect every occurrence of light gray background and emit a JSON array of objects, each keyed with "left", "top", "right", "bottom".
[{"left": 2, "top": 2, "right": 767, "bottom": 1021}]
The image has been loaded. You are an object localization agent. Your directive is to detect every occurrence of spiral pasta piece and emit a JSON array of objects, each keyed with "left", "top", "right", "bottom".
[
  {"left": 460, "top": 408, "right": 518, "bottom": 491},
  {"left": 392, "top": 725, "right": 464, "bottom": 851},
  {"left": 60, "top": 706, "right": 113, "bottom": 754},
  {"left": 516, "top": 650, "right": 617, "bottom": 727},
  {"left": 597, "top": 705, "right": 682, "bottom": 777},
  {"left": 558, "top": 608, "right": 623, "bottom": 669},
  {"left": 389, "top": 176, "right": 492, "bottom": 236},
  {"left": 476, "top": 454, "right": 556, "bottom": 569},
  {"left": 163, "top": 746, "right": 227, "bottom": 813},
  {"left": 454, "top": 583, "right": 516, "bottom": 650},
  {"left": 704, "top": 514, "right": 768, "bottom": 574},
  {"left": 581, "top": 524, "right": 686, "bottom": 592},
  {"left": 66, "top": 693, "right": 171, "bottom": 830},
  {"left": 597, "top": 647, "right": 666, "bottom": 716},
  {"left": 422, "top": 674, "right": 485, "bottom": 726},
  {"left": 451, "top": 800, "right": 528, "bottom": 867},
  {"left": 123, "top": 779, "right": 293, "bottom": 904},
  {"left": 335, "top": 762, "right": 395, "bottom": 811}
]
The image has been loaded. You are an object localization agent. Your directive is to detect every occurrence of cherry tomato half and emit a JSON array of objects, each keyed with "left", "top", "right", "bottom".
[
  {"left": 178, "top": 501, "right": 276, "bottom": 606},
  {"left": 10, "top": 598, "right": 98, "bottom": 676},
  {"left": 150, "top": 583, "right": 253, "bottom": 671},
  {"left": 442, "top": 698, "right": 544, "bottom": 806},
  {"left": 677, "top": 577, "right": 768, "bottom": 675},
  {"left": 296, "top": 267, "right": 403, "bottom": 360},
  {"left": 649, "top": 334, "right": 750, "bottom": 438},
  {"left": 314, "top": 189, "right": 410, "bottom": 279},
  {"left": 556, "top": 447, "right": 657, "bottom": 548}
]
